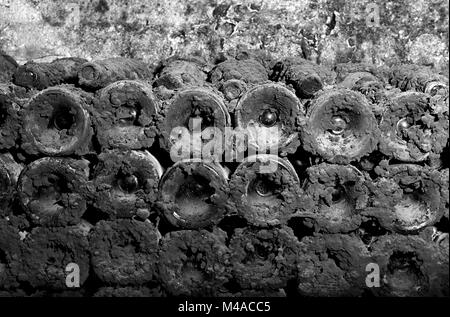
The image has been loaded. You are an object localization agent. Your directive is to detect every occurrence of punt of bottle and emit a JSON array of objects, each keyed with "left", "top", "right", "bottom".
[
  {"left": 370, "top": 234, "right": 447, "bottom": 296},
  {"left": 0, "top": 153, "right": 23, "bottom": 213},
  {"left": 229, "top": 226, "right": 300, "bottom": 290},
  {"left": 15, "top": 225, "right": 90, "bottom": 290},
  {"left": 367, "top": 163, "right": 444, "bottom": 233},
  {"left": 91, "top": 150, "right": 163, "bottom": 219},
  {"left": 78, "top": 57, "right": 154, "bottom": 89},
  {"left": 13, "top": 57, "right": 88, "bottom": 90},
  {"left": 17, "top": 157, "right": 90, "bottom": 226},
  {"left": 158, "top": 86, "right": 231, "bottom": 159},
  {"left": 302, "top": 163, "right": 368, "bottom": 233},
  {"left": 296, "top": 233, "right": 371, "bottom": 296},
  {"left": 93, "top": 80, "right": 160, "bottom": 150},
  {"left": 301, "top": 88, "right": 379, "bottom": 164},
  {"left": 158, "top": 160, "right": 229, "bottom": 229},
  {"left": 230, "top": 154, "right": 304, "bottom": 227},
  {"left": 0, "top": 83, "right": 30, "bottom": 150},
  {"left": 21, "top": 85, "right": 94, "bottom": 156},
  {"left": 379, "top": 91, "right": 449, "bottom": 163},
  {"left": 234, "top": 82, "right": 304, "bottom": 154},
  {"left": 90, "top": 219, "right": 160, "bottom": 286},
  {"left": 157, "top": 228, "right": 231, "bottom": 296}
]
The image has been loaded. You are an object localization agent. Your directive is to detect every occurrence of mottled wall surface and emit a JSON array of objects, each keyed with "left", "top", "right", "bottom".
[{"left": 0, "top": 0, "right": 448, "bottom": 72}]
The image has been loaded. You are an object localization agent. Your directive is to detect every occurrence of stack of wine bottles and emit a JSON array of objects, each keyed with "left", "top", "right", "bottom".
[{"left": 0, "top": 48, "right": 448, "bottom": 297}]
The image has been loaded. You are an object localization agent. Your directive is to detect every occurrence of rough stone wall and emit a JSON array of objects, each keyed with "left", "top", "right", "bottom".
[{"left": 0, "top": 0, "right": 448, "bottom": 73}]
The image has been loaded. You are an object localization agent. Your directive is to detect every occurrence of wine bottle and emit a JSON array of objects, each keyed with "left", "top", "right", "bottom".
[
  {"left": 209, "top": 58, "right": 268, "bottom": 86},
  {"left": 300, "top": 88, "right": 379, "bottom": 164},
  {"left": 78, "top": 57, "right": 153, "bottom": 89},
  {"left": 91, "top": 150, "right": 163, "bottom": 219},
  {"left": 229, "top": 226, "right": 300, "bottom": 290},
  {"left": 21, "top": 85, "right": 94, "bottom": 156},
  {"left": 157, "top": 228, "right": 231, "bottom": 296},
  {"left": 270, "top": 57, "right": 335, "bottom": 99},
  {"left": 378, "top": 91, "right": 449, "bottom": 162},
  {"left": 296, "top": 233, "right": 371, "bottom": 296},
  {"left": 0, "top": 153, "right": 23, "bottom": 213},
  {"left": 302, "top": 163, "right": 368, "bottom": 233},
  {"left": 370, "top": 234, "right": 448, "bottom": 296},
  {"left": 17, "top": 157, "right": 90, "bottom": 226},
  {"left": 366, "top": 163, "right": 444, "bottom": 232},
  {"left": 13, "top": 57, "right": 87, "bottom": 90},
  {"left": 158, "top": 86, "right": 230, "bottom": 161},
  {"left": 0, "top": 218, "right": 24, "bottom": 290},
  {"left": 0, "top": 83, "right": 27, "bottom": 150},
  {"left": 14, "top": 226, "right": 90, "bottom": 290},
  {"left": 157, "top": 159, "right": 229, "bottom": 228},
  {"left": 234, "top": 82, "right": 304, "bottom": 155},
  {"left": 90, "top": 219, "right": 160, "bottom": 285},
  {"left": 154, "top": 57, "right": 207, "bottom": 90},
  {"left": 229, "top": 154, "right": 304, "bottom": 227},
  {"left": 94, "top": 80, "right": 160, "bottom": 150}
]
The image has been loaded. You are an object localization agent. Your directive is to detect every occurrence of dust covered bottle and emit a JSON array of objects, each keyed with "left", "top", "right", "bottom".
[
  {"left": 378, "top": 91, "right": 449, "bottom": 163},
  {"left": 229, "top": 154, "right": 305, "bottom": 227},
  {"left": 21, "top": 85, "right": 94, "bottom": 156},
  {"left": 300, "top": 88, "right": 379, "bottom": 164},
  {"left": 0, "top": 153, "right": 23, "bottom": 214},
  {"left": 91, "top": 150, "right": 163, "bottom": 219},
  {"left": 270, "top": 57, "right": 335, "bottom": 99},
  {"left": 13, "top": 57, "right": 87, "bottom": 90},
  {"left": 234, "top": 82, "right": 304, "bottom": 155},
  {"left": 17, "top": 157, "right": 90, "bottom": 226},
  {"left": 78, "top": 57, "right": 154, "bottom": 89},
  {"left": 157, "top": 159, "right": 229, "bottom": 229},
  {"left": 364, "top": 162, "right": 446, "bottom": 233},
  {"left": 301, "top": 163, "right": 369, "bottom": 233},
  {"left": 93, "top": 80, "right": 160, "bottom": 150}
]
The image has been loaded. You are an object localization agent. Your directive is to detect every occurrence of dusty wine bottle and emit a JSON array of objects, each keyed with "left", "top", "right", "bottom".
[
  {"left": 91, "top": 150, "right": 163, "bottom": 219},
  {"left": 229, "top": 226, "right": 301, "bottom": 290},
  {"left": 378, "top": 91, "right": 449, "bottom": 163},
  {"left": 158, "top": 86, "right": 230, "bottom": 160},
  {"left": 17, "top": 157, "right": 90, "bottom": 226},
  {"left": 78, "top": 57, "right": 153, "bottom": 89},
  {"left": 157, "top": 228, "right": 231, "bottom": 296},
  {"left": 153, "top": 57, "right": 208, "bottom": 90},
  {"left": 296, "top": 233, "right": 371, "bottom": 296},
  {"left": 388, "top": 64, "right": 448, "bottom": 93},
  {"left": 369, "top": 234, "right": 448, "bottom": 296},
  {"left": 0, "top": 218, "right": 22, "bottom": 290},
  {"left": 0, "top": 84, "right": 22, "bottom": 150},
  {"left": 90, "top": 219, "right": 160, "bottom": 285},
  {"left": 93, "top": 80, "right": 160, "bottom": 150},
  {"left": 229, "top": 154, "right": 304, "bottom": 227},
  {"left": 234, "top": 82, "right": 304, "bottom": 155},
  {"left": 209, "top": 58, "right": 268, "bottom": 86},
  {"left": 302, "top": 163, "right": 368, "bottom": 233},
  {"left": 270, "top": 57, "right": 335, "bottom": 99},
  {"left": 0, "top": 153, "right": 23, "bottom": 213},
  {"left": 300, "top": 88, "right": 379, "bottom": 164},
  {"left": 0, "top": 52, "right": 18, "bottom": 83},
  {"left": 13, "top": 57, "right": 87, "bottom": 90},
  {"left": 157, "top": 159, "right": 229, "bottom": 228},
  {"left": 365, "top": 162, "right": 445, "bottom": 233},
  {"left": 334, "top": 62, "right": 380, "bottom": 83},
  {"left": 14, "top": 225, "right": 90, "bottom": 290},
  {"left": 21, "top": 85, "right": 94, "bottom": 156}
]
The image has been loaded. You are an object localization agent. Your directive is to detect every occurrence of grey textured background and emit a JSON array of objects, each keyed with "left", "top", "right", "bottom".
[{"left": 0, "top": 0, "right": 448, "bottom": 71}]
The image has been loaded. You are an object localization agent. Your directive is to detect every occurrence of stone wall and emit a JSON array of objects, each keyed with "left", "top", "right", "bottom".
[{"left": 0, "top": 0, "right": 448, "bottom": 72}]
